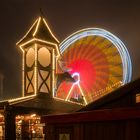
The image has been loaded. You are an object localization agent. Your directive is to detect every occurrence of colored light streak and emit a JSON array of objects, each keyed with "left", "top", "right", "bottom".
[
  {"left": 22, "top": 51, "right": 25, "bottom": 97},
  {"left": 16, "top": 18, "right": 38, "bottom": 45},
  {"left": 34, "top": 44, "right": 38, "bottom": 95},
  {"left": 55, "top": 28, "right": 133, "bottom": 104},
  {"left": 92, "top": 81, "right": 122, "bottom": 100},
  {"left": 43, "top": 18, "right": 59, "bottom": 43},
  {"left": 17, "top": 17, "right": 132, "bottom": 105},
  {"left": 72, "top": 72, "right": 80, "bottom": 85},
  {"left": 16, "top": 17, "right": 59, "bottom": 45},
  {"left": 65, "top": 72, "right": 87, "bottom": 105},
  {"left": 33, "top": 17, "right": 41, "bottom": 37},
  {"left": 8, "top": 94, "right": 36, "bottom": 105},
  {"left": 52, "top": 49, "right": 55, "bottom": 97},
  {"left": 68, "top": 59, "right": 96, "bottom": 93},
  {"left": 19, "top": 38, "right": 60, "bottom": 57},
  {"left": 60, "top": 28, "right": 132, "bottom": 84}
]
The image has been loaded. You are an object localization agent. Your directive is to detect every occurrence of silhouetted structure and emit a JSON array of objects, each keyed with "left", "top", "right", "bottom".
[{"left": 42, "top": 78, "right": 140, "bottom": 140}]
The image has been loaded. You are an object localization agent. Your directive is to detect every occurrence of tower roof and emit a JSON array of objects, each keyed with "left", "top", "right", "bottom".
[{"left": 16, "top": 17, "right": 59, "bottom": 46}]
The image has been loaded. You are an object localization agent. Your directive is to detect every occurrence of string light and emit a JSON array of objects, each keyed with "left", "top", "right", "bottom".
[
  {"left": 16, "top": 18, "right": 38, "bottom": 45},
  {"left": 34, "top": 44, "right": 38, "bottom": 95},
  {"left": 54, "top": 97, "right": 84, "bottom": 106},
  {"left": 18, "top": 38, "right": 60, "bottom": 57},
  {"left": 8, "top": 94, "right": 36, "bottom": 105},
  {"left": 65, "top": 84, "right": 74, "bottom": 101},
  {"left": 92, "top": 81, "right": 122, "bottom": 100},
  {"left": 52, "top": 49, "right": 55, "bottom": 97},
  {"left": 22, "top": 50, "right": 25, "bottom": 97},
  {"left": 65, "top": 72, "right": 87, "bottom": 105},
  {"left": 33, "top": 17, "right": 41, "bottom": 37},
  {"left": 43, "top": 18, "right": 59, "bottom": 43}
]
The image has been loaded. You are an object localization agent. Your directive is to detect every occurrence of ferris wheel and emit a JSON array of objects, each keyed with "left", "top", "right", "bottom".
[{"left": 56, "top": 28, "right": 132, "bottom": 105}]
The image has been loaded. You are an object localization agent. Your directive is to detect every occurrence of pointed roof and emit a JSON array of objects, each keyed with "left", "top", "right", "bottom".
[{"left": 16, "top": 17, "right": 59, "bottom": 47}]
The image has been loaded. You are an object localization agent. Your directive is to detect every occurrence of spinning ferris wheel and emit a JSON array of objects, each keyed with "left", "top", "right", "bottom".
[{"left": 56, "top": 28, "right": 132, "bottom": 105}]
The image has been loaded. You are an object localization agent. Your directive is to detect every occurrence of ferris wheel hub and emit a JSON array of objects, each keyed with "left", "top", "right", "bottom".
[{"left": 72, "top": 72, "right": 80, "bottom": 85}]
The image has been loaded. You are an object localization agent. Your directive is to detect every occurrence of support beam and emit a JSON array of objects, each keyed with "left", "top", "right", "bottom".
[{"left": 4, "top": 106, "right": 16, "bottom": 140}]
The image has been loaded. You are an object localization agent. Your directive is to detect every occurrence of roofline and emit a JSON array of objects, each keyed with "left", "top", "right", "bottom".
[
  {"left": 18, "top": 38, "right": 60, "bottom": 57},
  {"left": 8, "top": 95, "right": 36, "bottom": 105},
  {"left": 16, "top": 16, "right": 59, "bottom": 46},
  {"left": 16, "top": 18, "right": 39, "bottom": 45}
]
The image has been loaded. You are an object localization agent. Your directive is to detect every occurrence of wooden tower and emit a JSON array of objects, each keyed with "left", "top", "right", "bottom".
[{"left": 16, "top": 16, "right": 60, "bottom": 97}]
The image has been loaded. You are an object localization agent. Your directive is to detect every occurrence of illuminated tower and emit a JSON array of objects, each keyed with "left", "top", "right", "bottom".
[{"left": 16, "top": 17, "right": 60, "bottom": 97}]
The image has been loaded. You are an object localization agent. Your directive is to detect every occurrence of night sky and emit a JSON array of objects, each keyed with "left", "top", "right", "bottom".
[{"left": 0, "top": 0, "right": 140, "bottom": 99}]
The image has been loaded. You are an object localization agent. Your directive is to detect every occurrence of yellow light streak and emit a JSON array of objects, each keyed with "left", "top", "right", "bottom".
[
  {"left": 78, "top": 84, "right": 87, "bottom": 105},
  {"left": 54, "top": 97, "right": 65, "bottom": 101},
  {"left": 65, "top": 73, "right": 88, "bottom": 105},
  {"left": 8, "top": 94, "right": 36, "bottom": 105},
  {"left": 65, "top": 84, "right": 74, "bottom": 101},
  {"left": 54, "top": 97, "right": 84, "bottom": 106},
  {"left": 43, "top": 18, "right": 59, "bottom": 43},
  {"left": 52, "top": 49, "right": 55, "bottom": 97},
  {"left": 19, "top": 38, "right": 60, "bottom": 57},
  {"left": 22, "top": 51, "right": 25, "bottom": 97},
  {"left": 34, "top": 44, "right": 38, "bottom": 95},
  {"left": 30, "top": 114, "right": 36, "bottom": 117},
  {"left": 92, "top": 81, "right": 122, "bottom": 100},
  {"left": 19, "top": 38, "right": 36, "bottom": 48},
  {"left": 16, "top": 18, "right": 39, "bottom": 45},
  {"left": 19, "top": 46, "right": 24, "bottom": 53},
  {"left": 36, "top": 39, "right": 60, "bottom": 55},
  {"left": 35, "top": 38, "right": 60, "bottom": 57},
  {"left": 33, "top": 17, "right": 41, "bottom": 37}
]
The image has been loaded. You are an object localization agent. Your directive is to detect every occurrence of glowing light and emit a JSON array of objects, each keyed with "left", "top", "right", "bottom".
[
  {"left": 22, "top": 51, "right": 25, "bottom": 97},
  {"left": 16, "top": 18, "right": 38, "bottom": 45},
  {"left": 8, "top": 94, "right": 36, "bottom": 105},
  {"left": 78, "top": 84, "right": 87, "bottom": 105},
  {"left": 17, "top": 17, "right": 61, "bottom": 97},
  {"left": 65, "top": 72, "right": 87, "bottom": 105},
  {"left": 136, "top": 94, "right": 140, "bottom": 103},
  {"left": 18, "top": 120, "right": 22, "bottom": 124},
  {"left": 54, "top": 97, "right": 84, "bottom": 106},
  {"left": 52, "top": 49, "right": 55, "bottom": 97},
  {"left": 19, "top": 38, "right": 36, "bottom": 48},
  {"left": 34, "top": 44, "right": 38, "bottom": 95},
  {"left": 72, "top": 72, "right": 80, "bottom": 85},
  {"left": 35, "top": 38, "right": 60, "bottom": 57},
  {"left": 65, "top": 84, "right": 74, "bottom": 101},
  {"left": 31, "top": 114, "right": 36, "bottom": 118},
  {"left": 43, "top": 18, "right": 59, "bottom": 43},
  {"left": 19, "top": 46, "right": 24, "bottom": 53},
  {"left": 18, "top": 38, "right": 60, "bottom": 57},
  {"left": 33, "top": 17, "right": 41, "bottom": 36},
  {"left": 60, "top": 28, "right": 132, "bottom": 84},
  {"left": 92, "top": 81, "right": 122, "bottom": 100}
]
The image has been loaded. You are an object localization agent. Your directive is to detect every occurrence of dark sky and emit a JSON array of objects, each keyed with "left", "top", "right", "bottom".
[{"left": 0, "top": 0, "right": 140, "bottom": 98}]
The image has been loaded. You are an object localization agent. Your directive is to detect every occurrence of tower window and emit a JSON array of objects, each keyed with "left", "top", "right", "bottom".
[{"left": 136, "top": 94, "right": 140, "bottom": 103}]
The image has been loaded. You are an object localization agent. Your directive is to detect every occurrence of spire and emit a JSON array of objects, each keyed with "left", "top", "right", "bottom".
[
  {"left": 16, "top": 16, "right": 59, "bottom": 46},
  {"left": 39, "top": 8, "right": 44, "bottom": 18}
]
